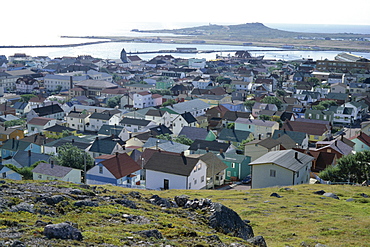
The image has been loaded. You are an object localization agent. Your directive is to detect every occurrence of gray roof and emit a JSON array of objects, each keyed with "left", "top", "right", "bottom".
[
  {"left": 218, "top": 129, "right": 252, "bottom": 143},
  {"left": 163, "top": 99, "right": 210, "bottom": 114},
  {"left": 143, "top": 138, "right": 189, "bottom": 153},
  {"left": 235, "top": 118, "right": 277, "bottom": 127},
  {"left": 32, "top": 162, "right": 77, "bottom": 177},
  {"left": 10, "top": 151, "right": 51, "bottom": 168},
  {"left": 178, "top": 126, "right": 209, "bottom": 141},
  {"left": 249, "top": 149, "right": 314, "bottom": 172}
]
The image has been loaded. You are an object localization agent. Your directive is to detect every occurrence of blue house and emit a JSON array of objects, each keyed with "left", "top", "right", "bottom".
[
  {"left": 0, "top": 165, "right": 22, "bottom": 180},
  {"left": 1, "top": 139, "right": 41, "bottom": 159}
]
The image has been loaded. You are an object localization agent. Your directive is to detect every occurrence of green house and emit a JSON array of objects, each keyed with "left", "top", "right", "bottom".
[
  {"left": 156, "top": 77, "right": 175, "bottom": 90},
  {"left": 217, "top": 153, "right": 251, "bottom": 181}
]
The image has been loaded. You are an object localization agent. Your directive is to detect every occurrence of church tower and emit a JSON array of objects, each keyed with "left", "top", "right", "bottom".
[{"left": 120, "top": 48, "right": 128, "bottom": 63}]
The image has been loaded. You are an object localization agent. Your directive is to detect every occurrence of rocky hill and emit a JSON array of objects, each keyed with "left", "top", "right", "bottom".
[{"left": 1, "top": 180, "right": 369, "bottom": 246}]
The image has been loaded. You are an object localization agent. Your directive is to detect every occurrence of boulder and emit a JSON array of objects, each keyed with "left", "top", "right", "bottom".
[
  {"left": 115, "top": 199, "right": 137, "bottom": 209},
  {"left": 323, "top": 193, "right": 339, "bottom": 199},
  {"left": 136, "top": 229, "right": 163, "bottom": 239},
  {"left": 270, "top": 192, "right": 282, "bottom": 198},
  {"left": 174, "top": 195, "right": 190, "bottom": 207},
  {"left": 246, "top": 235, "right": 267, "bottom": 247},
  {"left": 73, "top": 200, "right": 99, "bottom": 207},
  {"left": 9, "top": 203, "right": 34, "bottom": 214},
  {"left": 43, "top": 222, "right": 83, "bottom": 241},
  {"left": 45, "top": 195, "right": 64, "bottom": 205},
  {"left": 209, "top": 202, "right": 254, "bottom": 240},
  {"left": 313, "top": 190, "right": 326, "bottom": 195}
]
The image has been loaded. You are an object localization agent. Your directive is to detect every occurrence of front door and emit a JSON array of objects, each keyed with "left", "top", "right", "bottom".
[{"left": 163, "top": 179, "right": 169, "bottom": 190}]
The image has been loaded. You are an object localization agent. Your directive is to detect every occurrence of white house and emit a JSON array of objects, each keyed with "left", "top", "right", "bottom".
[
  {"left": 249, "top": 149, "right": 314, "bottom": 189},
  {"left": 133, "top": 92, "right": 162, "bottom": 109},
  {"left": 144, "top": 152, "right": 207, "bottom": 190},
  {"left": 27, "top": 117, "right": 57, "bottom": 134},
  {"left": 144, "top": 109, "right": 171, "bottom": 127},
  {"left": 86, "top": 111, "right": 121, "bottom": 132},
  {"left": 44, "top": 73, "right": 89, "bottom": 92},
  {"left": 188, "top": 58, "right": 206, "bottom": 69},
  {"left": 86, "top": 152, "right": 141, "bottom": 186},
  {"left": 66, "top": 111, "right": 90, "bottom": 131},
  {"left": 192, "top": 78, "right": 213, "bottom": 89},
  {"left": 171, "top": 112, "right": 198, "bottom": 136}
]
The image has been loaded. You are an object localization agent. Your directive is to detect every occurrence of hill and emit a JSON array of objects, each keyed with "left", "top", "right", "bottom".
[{"left": 1, "top": 180, "right": 370, "bottom": 246}]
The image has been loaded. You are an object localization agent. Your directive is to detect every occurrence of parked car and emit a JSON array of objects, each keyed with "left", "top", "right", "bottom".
[{"left": 241, "top": 175, "right": 251, "bottom": 184}]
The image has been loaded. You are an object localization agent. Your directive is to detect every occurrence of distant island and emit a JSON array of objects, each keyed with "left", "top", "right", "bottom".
[{"left": 130, "top": 22, "right": 370, "bottom": 52}]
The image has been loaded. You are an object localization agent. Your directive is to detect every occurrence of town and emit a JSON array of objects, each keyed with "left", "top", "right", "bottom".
[{"left": 1, "top": 48, "right": 370, "bottom": 190}]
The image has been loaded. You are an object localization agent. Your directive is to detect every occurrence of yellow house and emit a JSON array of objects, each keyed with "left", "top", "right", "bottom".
[
  {"left": 0, "top": 126, "right": 24, "bottom": 143},
  {"left": 43, "top": 124, "right": 78, "bottom": 139}
]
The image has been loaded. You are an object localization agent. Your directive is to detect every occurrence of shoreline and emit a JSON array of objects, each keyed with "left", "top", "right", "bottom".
[{"left": 1, "top": 35, "right": 370, "bottom": 54}]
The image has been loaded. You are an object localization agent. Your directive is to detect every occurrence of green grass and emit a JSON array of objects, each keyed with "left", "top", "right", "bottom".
[{"left": 1, "top": 181, "right": 370, "bottom": 246}]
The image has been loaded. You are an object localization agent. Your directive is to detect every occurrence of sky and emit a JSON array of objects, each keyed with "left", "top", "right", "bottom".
[{"left": 1, "top": 0, "right": 370, "bottom": 39}]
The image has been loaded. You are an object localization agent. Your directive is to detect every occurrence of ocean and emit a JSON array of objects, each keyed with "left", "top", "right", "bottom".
[{"left": 1, "top": 22, "right": 370, "bottom": 61}]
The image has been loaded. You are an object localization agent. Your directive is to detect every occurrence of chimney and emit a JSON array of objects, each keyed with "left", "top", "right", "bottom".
[
  {"left": 219, "top": 149, "right": 223, "bottom": 154},
  {"left": 335, "top": 140, "right": 338, "bottom": 147},
  {"left": 295, "top": 152, "right": 298, "bottom": 160},
  {"left": 180, "top": 151, "right": 187, "bottom": 165},
  {"left": 72, "top": 138, "right": 75, "bottom": 143},
  {"left": 341, "top": 134, "right": 344, "bottom": 141},
  {"left": 206, "top": 147, "right": 209, "bottom": 153},
  {"left": 258, "top": 134, "right": 261, "bottom": 140},
  {"left": 116, "top": 152, "right": 119, "bottom": 157},
  {"left": 70, "top": 76, "right": 73, "bottom": 89},
  {"left": 51, "top": 160, "right": 54, "bottom": 168}
]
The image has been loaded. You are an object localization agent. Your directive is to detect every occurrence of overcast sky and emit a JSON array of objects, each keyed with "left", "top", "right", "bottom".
[{"left": 2, "top": 0, "right": 370, "bottom": 35}]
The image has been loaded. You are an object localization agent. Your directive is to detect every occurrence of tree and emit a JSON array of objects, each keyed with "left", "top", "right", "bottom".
[
  {"left": 244, "top": 100, "right": 255, "bottom": 112},
  {"left": 162, "top": 99, "right": 176, "bottom": 107},
  {"left": 275, "top": 89, "right": 287, "bottom": 97},
  {"left": 53, "top": 143, "right": 94, "bottom": 170},
  {"left": 156, "top": 134, "right": 194, "bottom": 145},
  {"left": 19, "top": 94, "right": 36, "bottom": 103},
  {"left": 226, "top": 122, "right": 235, "bottom": 129},
  {"left": 4, "top": 119, "right": 26, "bottom": 128},
  {"left": 107, "top": 95, "right": 122, "bottom": 108},
  {"left": 260, "top": 96, "right": 283, "bottom": 110},
  {"left": 5, "top": 161, "right": 44, "bottom": 180},
  {"left": 307, "top": 77, "right": 320, "bottom": 86},
  {"left": 259, "top": 115, "right": 271, "bottom": 121},
  {"left": 319, "top": 150, "right": 370, "bottom": 184}
]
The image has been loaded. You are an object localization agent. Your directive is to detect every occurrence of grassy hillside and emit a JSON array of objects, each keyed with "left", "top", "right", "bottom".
[{"left": 1, "top": 180, "right": 370, "bottom": 246}]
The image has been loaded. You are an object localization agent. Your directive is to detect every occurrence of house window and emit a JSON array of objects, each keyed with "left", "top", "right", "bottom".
[
  {"left": 227, "top": 171, "right": 231, "bottom": 177},
  {"left": 201, "top": 176, "right": 204, "bottom": 183},
  {"left": 38, "top": 175, "right": 42, "bottom": 179},
  {"left": 296, "top": 171, "right": 299, "bottom": 177},
  {"left": 2, "top": 172, "right": 6, "bottom": 178},
  {"left": 194, "top": 179, "right": 197, "bottom": 185},
  {"left": 99, "top": 166, "right": 103, "bottom": 174},
  {"left": 270, "top": 169, "right": 276, "bottom": 177},
  {"left": 231, "top": 163, "right": 236, "bottom": 168},
  {"left": 198, "top": 164, "right": 201, "bottom": 170}
]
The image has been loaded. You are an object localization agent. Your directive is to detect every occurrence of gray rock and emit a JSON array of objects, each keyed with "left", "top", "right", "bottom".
[
  {"left": 346, "top": 198, "right": 355, "bottom": 202},
  {"left": 209, "top": 202, "right": 254, "bottom": 240},
  {"left": 270, "top": 192, "right": 282, "bottom": 198},
  {"left": 45, "top": 195, "right": 64, "bottom": 205},
  {"left": 43, "top": 222, "right": 83, "bottom": 241},
  {"left": 10, "top": 240, "right": 25, "bottom": 247},
  {"left": 174, "top": 195, "right": 190, "bottom": 207},
  {"left": 136, "top": 229, "right": 163, "bottom": 239},
  {"left": 9, "top": 202, "right": 34, "bottom": 213},
  {"left": 313, "top": 190, "right": 326, "bottom": 195},
  {"left": 73, "top": 200, "right": 99, "bottom": 207},
  {"left": 315, "top": 244, "right": 328, "bottom": 247},
  {"left": 128, "top": 191, "right": 142, "bottom": 199},
  {"left": 323, "top": 192, "right": 339, "bottom": 199},
  {"left": 246, "top": 235, "right": 267, "bottom": 247},
  {"left": 115, "top": 199, "right": 137, "bottom": 209}
]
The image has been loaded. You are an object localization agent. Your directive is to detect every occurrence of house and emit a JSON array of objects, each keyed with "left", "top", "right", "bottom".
[
  {"left": 142, "top": 137, "right": 189, "bottom": 154},
  {"left": 171, "top": 112, "right": 198, "bottom": 136},
  {"left": 86, "top": 152, "right": 142, "bottom": 187},
  {"left": 235, "top": 118, "right": 279, "bottom": 139},
  {"left": 26, "top": 103, "right": 64, "bottom": 121},
  {"left": 27, "top": 117, "right": 57, "bottom": 135},
  {"left": 252, "top": 102, "right": 278, "bottom": 118},
  {"left": 32, "top": 162, "right": 82, "bottom": 183},
  {"left": 272, "top": 129, "right": 309, "bottom": 149},
  {"left": 97, "top": 124, "right": 130, "bottom": 141},
  {"left": 313, "top": 139, "right": 353, "bottom": 158},
  {"left": 144, "top": 109, "right": 171, "bottom": 127},
  {"left": 133, "top": 92, "right": 162, "bottom": 109},
  {"left": 66, "top": 110, "right": 90, "bottom": 132},
  {"left": 86, "top": 111, "right": 121, "bottom": 132},
  {"left": 12, "top": 101, "right": 28, "bottom": 116},
  {"left": 43, "top": 135, "right": 93, "bottom": 155},
  {"left": 305, "top": 109, "right": 334, "bottom": 124},
  {"left": 43, "top": 124, "right": 77, "bottom": 138},
  {"left": 88, "top": 136, "right": 125, "bottom": 158},
  {"left": 120, "top": 118, "right": 156, "bottom": 133},
  {"left": 249, "top": 150, "right": 314, "bottom": 189},
  {"left": 144, "top": 152, "right": 207, "bottom": 190},
  {"left": 348, "top": 132, "right": 370, "bottom": 153},
  {"left": 361, "top": 121, "right": 370, "bottom": 136},
  {"left": 0, "top": 165, "right": 22, "bottom": 180},
  {"left": 217, "top": 128, "right": 253, "bottom": 146},
  {"left": 70, "top": 79, "right": 118, "bottom": 98},
  {"left": 216, "top": 151, "right": 251, "bottom": 181},
  {"left": 1, "top": 139, "right": 41, "bottom": 159},
  {"left": 331, "top": 101, "right": 368, "bottom": 124},
  {"left": 330, "top": 83, "right": 347, "bottom": 94},
  {"left": 244, "top": 137, "right": 281, "bottom": 162},
  {"left": 161, "top": 99, "right": 210, "bottom": 118},
  {"left": 282, "top": 119, "right": 331, "bottom": 142},
  {"left": 0, "top": 126, "right": 24, "bottom": 144},
  {"left": 178, "top": 126, "right": 216, "bottom": 141},
  {"left": 188, "top": 152, "right": 228, "bottom": 188},
  {"left": 2, "top": 150, "right": 51, "bottom": 169},
  {"left": 189, "top": 140, "right": 235, "bottom": 154}
]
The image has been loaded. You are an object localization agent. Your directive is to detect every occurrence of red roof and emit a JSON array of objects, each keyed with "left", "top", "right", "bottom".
[{"left": 101, "top": 153, "right": 141, "bottom": 179}]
